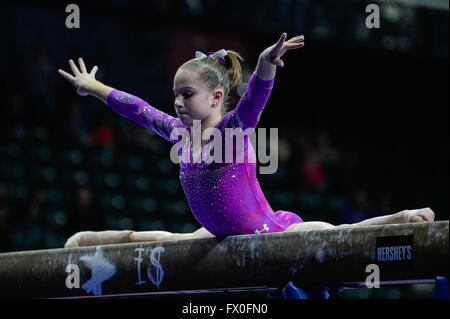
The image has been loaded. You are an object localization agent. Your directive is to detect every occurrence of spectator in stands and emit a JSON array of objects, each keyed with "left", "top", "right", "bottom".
[
  {"left": 299, "top": 148, "right": 327, "bottom": 192},
  {"left": 339, "top": 187, "right": 375, "bottom": 225},
  {"left": 63, "top": 99, "right": 93, "bottom": 147},
  {"left": 23, "top": 43, "right": 57, "bottom": 119},
  {"left": 378, "top": 191, "right": 395, "bottom": 215},
  {"left": 65, "top": 185, "right": 102, "bottom": 235},
  {"left": 0, "top": 183, "right": 13, "bottom": 251},
  {"left": 0, "top": 203, "right": 11, "bottom": 252},
  {"left": 10, "top": 187, "right": 48, "bottom": 251},
  {"left": 92, "top": 114, "right": 116, "bottom": 148},
  {"left": 314, "top": 131, "right": 341, "bottom": 192},
  {"left": 3, "top": 90, "right": 27, "bottom": 139}
]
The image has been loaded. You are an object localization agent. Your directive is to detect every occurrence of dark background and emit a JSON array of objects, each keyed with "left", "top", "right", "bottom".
[{"left": 0, "top": 0, "right": 447, "bottom": 258}]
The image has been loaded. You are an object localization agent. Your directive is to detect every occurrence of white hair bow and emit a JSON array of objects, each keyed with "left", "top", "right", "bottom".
[
  {"left": 195, "top": 49, "right": 227, "bottom": 60},
  {"left": 194, "top": 49, "right": 248, "bottom": 97}
]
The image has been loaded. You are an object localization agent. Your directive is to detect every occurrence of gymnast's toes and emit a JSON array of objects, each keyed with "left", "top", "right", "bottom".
[
  {"left": 401, "top": 208, "right": 435, "bottom": 223},
  {"left": 64, "top": 231, "right": 91, "bottom": 248}
]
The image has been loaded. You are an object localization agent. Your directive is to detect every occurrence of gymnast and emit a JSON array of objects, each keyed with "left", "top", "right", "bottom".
[{"left": 58, "top": 32, "right": 435, "bottom": 248}]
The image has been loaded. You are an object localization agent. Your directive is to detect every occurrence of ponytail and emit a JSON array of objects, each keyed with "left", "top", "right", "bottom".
[{"left": 223, "top": 50, "right": 244, "bottom": 92}]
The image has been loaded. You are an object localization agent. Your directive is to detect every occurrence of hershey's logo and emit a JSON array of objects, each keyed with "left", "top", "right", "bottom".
[
  {"left": 375, "top": 235, "right": 413, "bottom": 265},
  {"left": 377, "top": 245, "right": 411, "bottom": 261}
]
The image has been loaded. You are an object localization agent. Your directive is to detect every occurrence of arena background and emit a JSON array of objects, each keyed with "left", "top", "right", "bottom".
[{"left": 0, "top": 0, "right": 448, "bottom": 299}]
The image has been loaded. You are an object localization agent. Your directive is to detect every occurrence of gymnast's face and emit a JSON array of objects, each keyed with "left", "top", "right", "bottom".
[{"left": 173, "top": 67, "right": 223, "bottom": 126}]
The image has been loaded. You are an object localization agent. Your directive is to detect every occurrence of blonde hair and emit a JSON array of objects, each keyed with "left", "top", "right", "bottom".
[{"left": 179, "top": 50, "right": 244, "bottom": 116}]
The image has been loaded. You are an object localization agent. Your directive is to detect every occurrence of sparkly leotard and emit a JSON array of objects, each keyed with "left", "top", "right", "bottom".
[{"left": 107, "top": 72, "right": 303, "bottom": 235}]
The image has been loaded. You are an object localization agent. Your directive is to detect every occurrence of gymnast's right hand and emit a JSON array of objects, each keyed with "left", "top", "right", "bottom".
[{"left": 58, "top": 58, "right": 99, "bottom": 96}]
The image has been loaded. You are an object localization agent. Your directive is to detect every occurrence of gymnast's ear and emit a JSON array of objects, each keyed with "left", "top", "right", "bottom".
[{"left": 212, "top": 88, "right": 224, "bottom": 107}]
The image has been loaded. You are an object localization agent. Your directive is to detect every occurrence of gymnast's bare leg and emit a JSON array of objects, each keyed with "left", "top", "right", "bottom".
[
  {"left": 64, "top": 227, "right": 214, "bottom": 248},
  {"left": 65, "top": 208, "right": 435, "bottom": 247},
  {"left": 284, "top": 207, "right": 436, "bottom": 233}
]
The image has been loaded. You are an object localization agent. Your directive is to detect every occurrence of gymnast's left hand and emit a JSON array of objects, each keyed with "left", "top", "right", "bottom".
[{"left": 259, "top": 32, "right": 305, "bottom": 68}]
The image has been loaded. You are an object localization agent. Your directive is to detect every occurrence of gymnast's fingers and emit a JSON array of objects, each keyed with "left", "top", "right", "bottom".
[
  {"left": 285, "top": 42, "right": 305, "bottom": 51},
  {"left": 58, "top": 68, "right": 76, "bottom": 83},
  {"left": 90, "top": 65, "right": 98, "bottom": 77},
  {"left": 287, "top": 35, "right": 305, "bottom": 43},
  {"left": 78, "top": 57, "right": 87, "bottom": 73},
  {"left": 273, "top": 32, "right": 287, "bottom": 53},
  {"left": 274, "top": 57, "right": 284, "bottom": 68},
  {"left": 68, "top": 59, "right": 81, "bottom": 76}
]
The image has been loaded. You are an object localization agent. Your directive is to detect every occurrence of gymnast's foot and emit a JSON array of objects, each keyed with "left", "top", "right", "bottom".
[
  {"left": 64, "top": 231, "right": 86, "bottom": 248},
  {"left": 394, "top": 208, "right": 435, "bottom": 224},
  {"left": 64, "top": 230, "right": 133, "bottom": 248}
]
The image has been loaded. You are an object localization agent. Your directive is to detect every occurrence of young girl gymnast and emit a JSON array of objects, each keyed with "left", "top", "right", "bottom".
[{"left": 59, "top": 32, "right": 435, "bottom": 248}]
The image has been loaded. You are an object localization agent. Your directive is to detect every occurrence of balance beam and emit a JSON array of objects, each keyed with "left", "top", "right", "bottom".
[{"left": 0, "top": 221, "right": 448, "bottom": 298}]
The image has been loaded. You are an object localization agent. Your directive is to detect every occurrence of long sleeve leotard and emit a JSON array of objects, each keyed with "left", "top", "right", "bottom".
[{"left": 106, "top": 72, "right": 303, "bottom": 235}]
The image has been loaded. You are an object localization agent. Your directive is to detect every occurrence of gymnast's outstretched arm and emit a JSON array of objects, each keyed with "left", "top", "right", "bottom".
[
  {"left": 58, "top": 58, "right": 183, "bottom": 143},
  {"left": 233, "top": 33, "right": 305, "bottom": 129}
]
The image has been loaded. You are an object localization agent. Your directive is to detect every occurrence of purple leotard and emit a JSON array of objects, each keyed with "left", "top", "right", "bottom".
[{"left": 107, "top": 72, "right": 303, "bottom": 235}]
